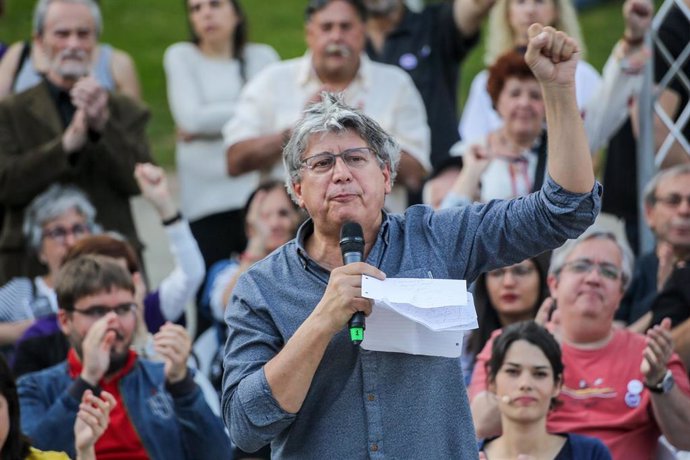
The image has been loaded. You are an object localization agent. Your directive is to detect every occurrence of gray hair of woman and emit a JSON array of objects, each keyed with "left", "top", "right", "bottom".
[
  {"left": 282, "top": 92, "right": 401, "bottom": 203},
  {"left": 548, "top": 229, "right": 635, "bottom": 291},
  {"left": 33, "top": 0, "right": 103, "bottom": 36},
  {"left": 22, "top": 184, "right": 101, "bottom": 252}
]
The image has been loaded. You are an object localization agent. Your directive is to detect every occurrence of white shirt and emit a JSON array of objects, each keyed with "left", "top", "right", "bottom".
[
  {"left": 164, "top": 42, "right": 279, "bottom": 221},
  {"left": 450, "top": 136, "right": 540, "bottom": 202},
  {"left": 223, "top": 52, "right": 431, "bottom": 213}
]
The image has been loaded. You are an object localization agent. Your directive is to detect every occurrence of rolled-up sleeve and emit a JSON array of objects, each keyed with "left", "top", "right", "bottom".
[{"left": 433, "top": 174, "right": 603, "bottom": 281}]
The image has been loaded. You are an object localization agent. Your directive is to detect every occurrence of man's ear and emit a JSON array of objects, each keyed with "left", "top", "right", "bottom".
[
  {"left": 382, "top": 164, "right": 392, "bottom": 195},
  {"left": 292, "top": 181, "right": 306, "bottom": 208},
  {"left": 57, "top": 309, "right": 71, "bottom": 335},
  {"left": 546, "top": 273, "right": 559, "bottom": 297}
]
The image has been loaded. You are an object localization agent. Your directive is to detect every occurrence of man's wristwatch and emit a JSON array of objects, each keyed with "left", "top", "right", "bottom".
[{"left": 645, "top": 369, "right": 675, "bottom": 394}]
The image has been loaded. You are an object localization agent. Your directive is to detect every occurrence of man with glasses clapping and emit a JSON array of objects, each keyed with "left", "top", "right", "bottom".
[
  {"left": 470, "top": 230, "right": 690, "bottom": 458},
  {"left": 16, "top": 255, "right": 230, "bottom": 459}
]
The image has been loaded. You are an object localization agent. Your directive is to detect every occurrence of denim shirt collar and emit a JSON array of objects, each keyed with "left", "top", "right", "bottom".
[{"left": 294, "top": 211, "right": 391, "bottom": 272}]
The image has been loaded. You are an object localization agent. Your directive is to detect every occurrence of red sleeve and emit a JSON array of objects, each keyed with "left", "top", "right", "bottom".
[{"left": 669, "top": 352, "right": 690, "bottom": 396}]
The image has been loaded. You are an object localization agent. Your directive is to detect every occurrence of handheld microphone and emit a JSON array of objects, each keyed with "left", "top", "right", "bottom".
[{"left": 339, "top": 221, "right": 365, "bottom": 345}]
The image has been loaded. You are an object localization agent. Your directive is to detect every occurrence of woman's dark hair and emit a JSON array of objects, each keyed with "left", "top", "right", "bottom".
[
  {"left": 0, "top": 355, "right": 32, "bottom": 460},
  {"left": 185, "top": 0, "right": 248, "bottom": 81},
  {"left": 487, "top": 321, "right": 563, "bottom": 385},
  {"left": 486, "top": 48, "right": 535, "bottom": 109},
  {"left": 487, "top": 321, "right": 563, "bottom": 410},
  {"left": 466, "top": 252, "right": 551, "bottom": 357}
]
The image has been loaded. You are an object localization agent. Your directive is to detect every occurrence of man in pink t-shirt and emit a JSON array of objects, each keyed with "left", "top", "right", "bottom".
[{"left": 470, "top": 230, "right": 690, "bottom": 459}]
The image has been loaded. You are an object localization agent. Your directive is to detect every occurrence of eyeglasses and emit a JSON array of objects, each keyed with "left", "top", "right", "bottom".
[
  {"left": 559, "top": 258, "right": 621, "bottom": 281},
  {"left": 71, "top": 302, "right": 137, "bottom": 319},
  {"left": 654, "top": 194, "right": 690, "bottom": 208},
  {"left": 42, "top": 223, "right": 89, "bottom": 243},
  {"left": 487, "top": 264, "right": 536, "bottom": 279},
  {"left": 300, "top": 147, "right": 376, "bottom": 174}
]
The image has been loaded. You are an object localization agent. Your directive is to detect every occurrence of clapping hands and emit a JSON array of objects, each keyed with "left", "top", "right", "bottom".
[{"left": 74, "top": 390, "right": 116, "bottom": 460}]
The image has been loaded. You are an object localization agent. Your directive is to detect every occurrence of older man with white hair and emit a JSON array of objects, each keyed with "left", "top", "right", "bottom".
[{"left": 0, "top": 0, "right": 152, "bottom": 284}]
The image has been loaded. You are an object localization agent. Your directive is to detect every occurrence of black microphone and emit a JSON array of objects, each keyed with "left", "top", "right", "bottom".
[{"left": 339, "top": 221, "right": 365, "bottom": 345}]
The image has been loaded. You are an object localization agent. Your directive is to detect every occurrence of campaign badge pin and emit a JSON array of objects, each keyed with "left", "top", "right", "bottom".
[
  {"left": 399, "top": 53, "right": 418, "bottom": 70},
  {"left": 625, "top": 379, "right": 643, "bottom": 408}
]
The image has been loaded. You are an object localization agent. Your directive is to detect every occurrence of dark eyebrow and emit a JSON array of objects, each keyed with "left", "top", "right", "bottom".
[{"left": 504, "top": 362, "right": 549, "bottom": 370}]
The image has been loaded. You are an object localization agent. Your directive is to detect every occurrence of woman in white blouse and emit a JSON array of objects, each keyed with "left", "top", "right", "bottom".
[{"left": 164, "top": 0, "right": 279, "bottom": 270}]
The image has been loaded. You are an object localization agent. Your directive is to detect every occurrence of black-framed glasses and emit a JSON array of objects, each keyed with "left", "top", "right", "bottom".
[
  {"left": 559, "top": 258, "right": 621, "bottom": 281},
  {"left": 654, "top": 194, "right": 690, "bottom": 208},
  {"left": 71, "top": 302, "right": 137, "bottom": 319},
  {"left": 487, "top": 264, "right": 536, "bottom": 279},
  {"left": 299, "top": 147, "right": 376, "bottom": 174},
  {"left": 42, "top": 223, "right": 89, "bottom": 243}
]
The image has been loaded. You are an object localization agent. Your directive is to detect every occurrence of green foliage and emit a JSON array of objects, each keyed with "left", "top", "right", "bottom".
[{"left": 0, "top": 0, "right": 632, "bottom": 166}]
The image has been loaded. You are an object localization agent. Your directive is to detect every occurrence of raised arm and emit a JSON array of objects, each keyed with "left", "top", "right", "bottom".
[
  {"left": 453, "top": 0, "right": 496, "bottom": 37},
  {"left": 134, "top": 163, "right": 205, "bottom": 321},
  {"left": 524, "top": 24, "right": 595, "bottom": 193},
  {"left": 583, "top": 0, "right": 653, "bottom": 153}
]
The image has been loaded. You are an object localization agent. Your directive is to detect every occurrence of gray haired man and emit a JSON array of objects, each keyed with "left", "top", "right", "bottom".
[
  {"left": 0, "top": 0, "right": 152, "bottom": 283},
  {"left": 222, "top": 24, "right": 600, "bottom": 458}
]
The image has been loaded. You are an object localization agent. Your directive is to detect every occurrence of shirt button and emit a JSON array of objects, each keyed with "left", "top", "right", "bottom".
[
  {"left": 367, "top": 394, "right": 375, "bottom": 401},
  {"left": 371, "top": 443, "right": 379, "bottom": 452}
]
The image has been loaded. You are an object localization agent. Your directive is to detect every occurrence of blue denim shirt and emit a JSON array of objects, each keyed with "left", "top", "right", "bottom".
[
  {"left": 18, "top": 358, "right": 231, "bottom": 459},
  {"left": 222, "top": 176, "right": 602, "bottom": 459}
]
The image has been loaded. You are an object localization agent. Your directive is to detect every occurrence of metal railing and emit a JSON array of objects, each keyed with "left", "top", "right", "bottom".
[{"left": 636, "top": 0, "right": 690, "bottom": 254}]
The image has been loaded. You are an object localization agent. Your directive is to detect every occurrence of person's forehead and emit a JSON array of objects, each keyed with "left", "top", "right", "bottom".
[
  {"left": 303, "top": 130, "right": 368, "bottom": 157},
  {"left": 503, "top": 340, "right": 551, "bottom": 368},
  {"left": 74, "top": 288, "right": 133, "bottom": 307},
  {"left": 656, "top": 173, "right": 690, "bottom": 196},
  {"left": 310, "top": 1, "right": 362, "bottom": 25},
  {"left": 566, "top": 238, "right": 622, "bottom": 264},
  {"left": 43, "top": 208, "right": 86, "bottom": 227},
  {"left": 44, "top": 2, "right": 96, "bottom": 31},
  {"left": 502, "top": 76, "right": 540, "bottom": 90}
]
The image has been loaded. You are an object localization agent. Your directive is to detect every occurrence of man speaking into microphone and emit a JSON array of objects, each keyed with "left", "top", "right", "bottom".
[{"left": 222, "top": 23, "right": 601, "bottom": 459}]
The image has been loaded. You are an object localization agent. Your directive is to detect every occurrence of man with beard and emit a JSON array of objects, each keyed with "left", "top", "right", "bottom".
[
  {"left": 224, "top": 0, "right": 430, "bottom": 213},
  {"left": 16, "top": 255, "right": 230, "bottom": 459},
  {"left": 0, "top": 0, "right": 152, "bottom": 284},
  {"left": 363, "top": 0, "right": 496, "bottom": 170}
]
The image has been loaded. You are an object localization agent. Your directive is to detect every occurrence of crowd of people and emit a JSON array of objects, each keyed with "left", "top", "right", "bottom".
[{"left": 0, "top": 0, "right": 689, "bottom": 458}]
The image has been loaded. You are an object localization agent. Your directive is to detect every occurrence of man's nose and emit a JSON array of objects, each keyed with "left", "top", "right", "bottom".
[
  {"left": 583, "top": 265, "right": 603, "bottom": 284},
  {"left": 65, "top": 32, "right": 82, "bottom": 49},
  {"left": 677, "top": 198, "right": 690, "bottom": 215},
  {"left": 331, "top": 156, "right": 353, "bottom": 181}
]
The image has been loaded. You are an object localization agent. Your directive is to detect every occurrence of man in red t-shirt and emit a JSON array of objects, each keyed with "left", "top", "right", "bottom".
[{"left": 470, "top": 230, "right": 690, "bottom": 459}]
